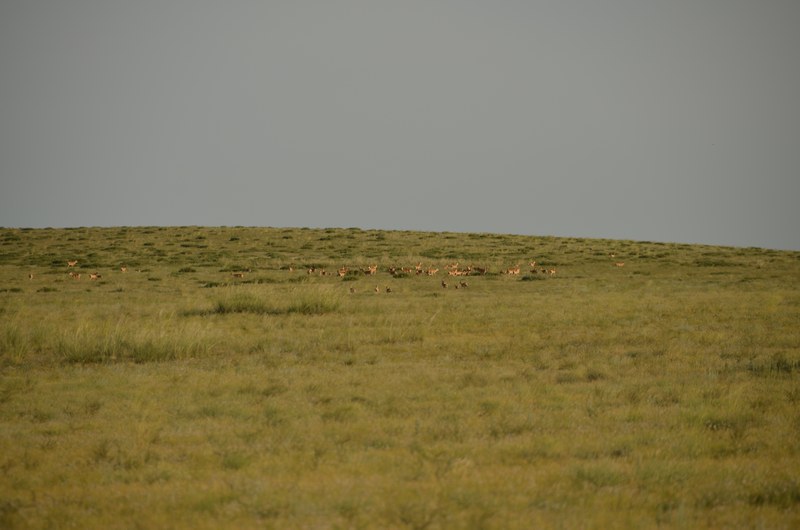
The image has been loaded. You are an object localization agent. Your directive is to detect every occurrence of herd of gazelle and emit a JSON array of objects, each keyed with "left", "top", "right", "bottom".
[
  {"left": 502, "top": 262, "right": 557, "bottom": 275},
  {"left": 60, "top": 260, "right": 126, "bottom": 281},
  {"left": 25, "top": 256, "right": 626, "bottom": 285}
]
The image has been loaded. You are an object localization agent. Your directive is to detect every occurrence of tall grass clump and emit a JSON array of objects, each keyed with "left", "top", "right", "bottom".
[
  {"left": 56, "top": 320, "right": 211, "bottom": 364},
  {"left": 213, "top": 286, "right": 342, "bottom": 316},
  {"left": 214, "top": 291, "right": 274, "bottom": 315},
  {"left": 1, "top": 324, "right": 30, "bottom": 364},
  {"left": 292, "top": 286, "right": 342, "bottom": 315},
  {"left": 0, "top": 311, "right": 52, "bottom": 366}
]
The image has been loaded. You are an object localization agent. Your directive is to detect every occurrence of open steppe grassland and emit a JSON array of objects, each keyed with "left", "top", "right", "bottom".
[{"left": 1, "top": 226, "right": 799, "bottom": 529}]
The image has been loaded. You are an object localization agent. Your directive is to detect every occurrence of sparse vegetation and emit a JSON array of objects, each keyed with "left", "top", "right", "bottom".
[{"left": 0, "top": 226, "right": 798, "bottom": 529}]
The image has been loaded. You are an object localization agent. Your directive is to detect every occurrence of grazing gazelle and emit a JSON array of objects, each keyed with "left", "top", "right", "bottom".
[
  {"left": 89, "top": 273, "right": 101, "bottom": 280},
  {"left": 614, "top": 262, "right": 625, "bottom": 267},
  {"left": 67, "top": 260, "right": 78, "bottom": 267}
]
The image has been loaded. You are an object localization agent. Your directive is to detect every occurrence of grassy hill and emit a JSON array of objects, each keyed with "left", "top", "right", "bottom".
[{"left": 1, "top": 226, "right": 799, "bottom": 528}]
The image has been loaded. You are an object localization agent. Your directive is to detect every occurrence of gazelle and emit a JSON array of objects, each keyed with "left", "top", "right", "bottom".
[
  {"left": 426, "top": 268, "right": 439, "bottom": 276},
  {"left": 67, "top": 260, "right": 78, "bottom": 267},
  {"left": 505, "top": 265, "right": 521, "bottom": 275},
  {"left": 441, "top": 280, "right": 448, "bottom": 288},
  {"left": 89, "top": 273, "right": 101, "bottom": 280},
  {"left": 120, "top": 266, "right": 128, "bottom": 273},
  {"left": 231, "top": 272, "right": 245, "bottom": 278},
  {"left": 28, "top": 273, "right": 34, "bottom": 280},
  {"left": 614, "top": 262, "right": 625, "bottom": 267},
  {"left": 459, "top": 281, "right": 468, "bottom": 288}
]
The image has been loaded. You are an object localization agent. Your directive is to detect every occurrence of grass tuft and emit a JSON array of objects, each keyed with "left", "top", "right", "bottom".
[{"left": 213, "top": 286, "right": 341, "bottom": 316}]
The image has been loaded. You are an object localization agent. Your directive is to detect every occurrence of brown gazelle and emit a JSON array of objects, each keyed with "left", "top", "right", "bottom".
[{"left": 67, "top": 260, "right": 78, "bottom": 267}]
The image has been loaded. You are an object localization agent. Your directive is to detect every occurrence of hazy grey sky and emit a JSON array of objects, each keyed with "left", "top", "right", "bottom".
[{"left": 2, "top": 1, "right": 799, "bottom": 250}]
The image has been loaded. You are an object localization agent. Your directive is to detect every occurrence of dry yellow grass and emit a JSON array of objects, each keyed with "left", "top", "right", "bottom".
[{"left": 1, "top": 226, "right": 799, "bottom": 528}]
